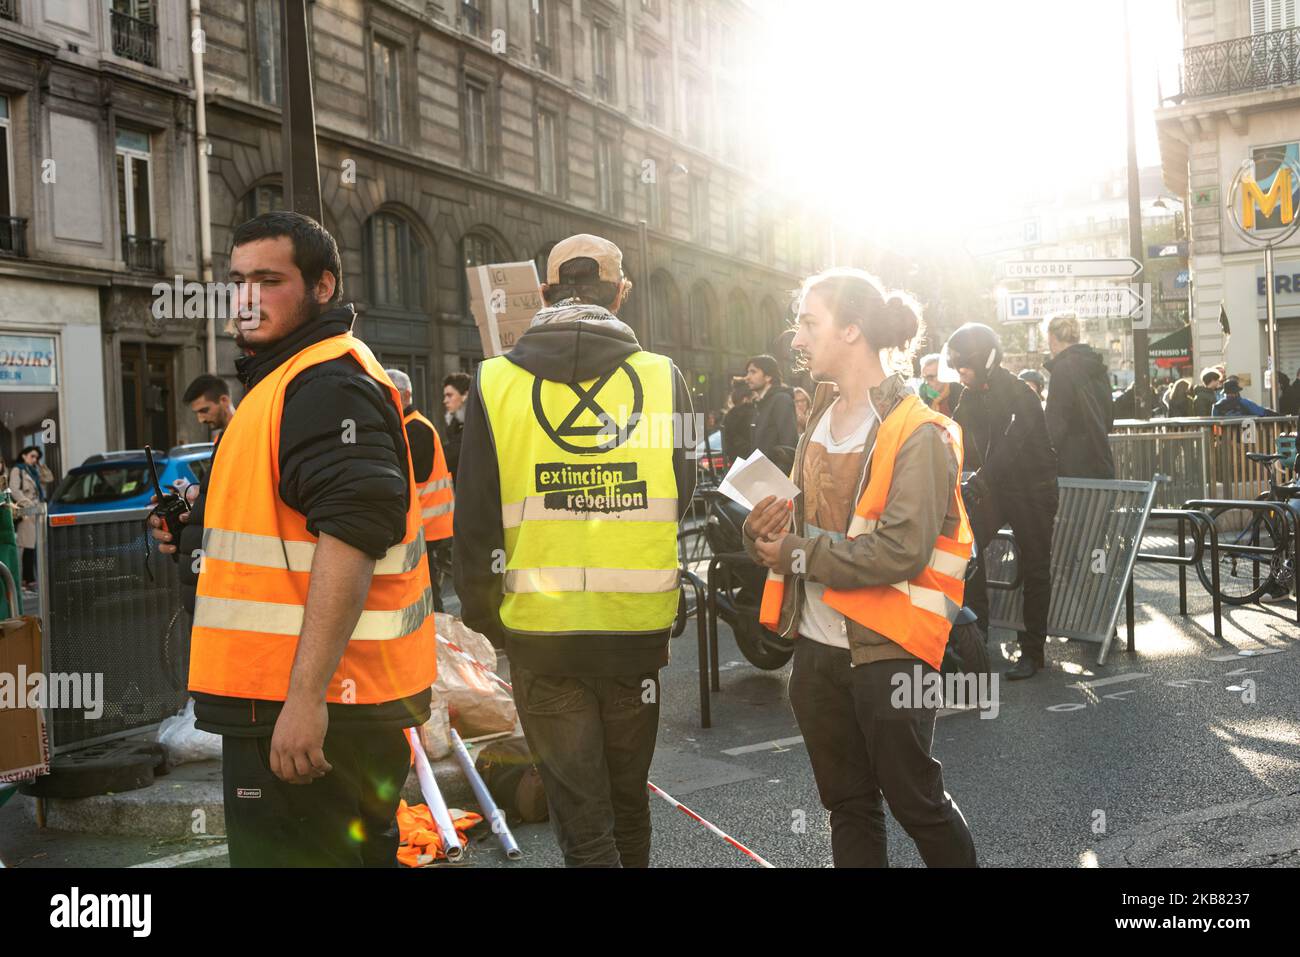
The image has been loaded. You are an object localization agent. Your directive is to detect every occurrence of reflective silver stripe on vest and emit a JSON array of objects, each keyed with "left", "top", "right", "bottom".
[
  {"left": 891, "top": 580, "right": 960, "bottom": 621},
  {"left": 202, "top": 528, "right": 425, "bottom": 576},
  {"left": 422, "top": 502, "right": 454, "bottom": 519},
  {"left": 419, "top": 477, "right": 453, "bottom": 497},
  {"left": 500, "top": 496, "right": 679, "bottom": 530},
  {"left": 847, "top": 514, "right": 878, "bottom": 537},
  {"left": 928, "top": 546, "right": 969, "bottom": 579},
  {"left": 503, "top": 567, "right": 679, "bottom": 594},
  {"left": 193, "top": 586, "right": 434, "bottom": 640}
]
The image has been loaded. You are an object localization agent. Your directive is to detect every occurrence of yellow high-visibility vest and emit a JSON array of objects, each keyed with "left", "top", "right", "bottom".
[{"left": 477, "top": 349, "right": 680, "bottom": 635}]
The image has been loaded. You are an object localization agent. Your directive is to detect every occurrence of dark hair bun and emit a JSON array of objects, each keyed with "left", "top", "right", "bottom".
[{"left": 882, "top": 294, "right": 921, "bottom": 349}]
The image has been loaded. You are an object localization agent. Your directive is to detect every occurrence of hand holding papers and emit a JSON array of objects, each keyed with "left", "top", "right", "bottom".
[{"left": 718, "top": 450, "right": 801, "bottom": 512}]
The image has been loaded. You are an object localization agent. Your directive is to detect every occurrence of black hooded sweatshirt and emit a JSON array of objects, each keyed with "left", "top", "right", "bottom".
[
  {"left": 454, "top": 313, "right": 696, "bottom": 677},
  {"left": 184, "top": 305, "right": 429, "bottom": 736},
  {"left": 953, "top": 365, "right": 1058, "bottom": 493},
  {"left": 1043, "top": 343, "right": 1116, "bottom": 479}
]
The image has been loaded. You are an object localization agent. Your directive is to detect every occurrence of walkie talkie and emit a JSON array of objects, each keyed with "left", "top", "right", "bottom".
[{"left": 146, "top": 445, "right": 188, "bottom": 542}]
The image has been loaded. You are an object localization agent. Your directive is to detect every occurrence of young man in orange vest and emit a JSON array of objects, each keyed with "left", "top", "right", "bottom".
[
  {"left": 149, "top": 211, "right": 436, "bottom": 867},
  {"left": 745, "top": 268, "right": 977, "bottom": 868},
  {"left": 386, "top": 368, "right": 455, "bottom": 612}
]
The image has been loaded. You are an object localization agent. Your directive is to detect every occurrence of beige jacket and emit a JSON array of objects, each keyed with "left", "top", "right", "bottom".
[{"left": 743, "top": 373, "right": 962, "bottom": 666}]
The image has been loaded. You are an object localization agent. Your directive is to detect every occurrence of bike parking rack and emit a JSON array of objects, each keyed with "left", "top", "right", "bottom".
[
  {"left": 1183, "top": 498, "right": 1300, "bottom": 627},
  {"left": 1127, "top": 508, "right": 1222, "bottom": 643}
]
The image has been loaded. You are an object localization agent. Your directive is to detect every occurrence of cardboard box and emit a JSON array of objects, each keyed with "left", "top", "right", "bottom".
[
  {"left": 0, "top": 615, "right": 49, "bottom": 784},
  {"left": 465, "top": 261, "right": 544, "bottom": 357}
]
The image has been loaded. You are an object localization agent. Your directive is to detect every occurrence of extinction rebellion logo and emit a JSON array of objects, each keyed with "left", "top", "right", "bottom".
[{"left": 536, "top": 463, "right": 648, "bottom": 514}]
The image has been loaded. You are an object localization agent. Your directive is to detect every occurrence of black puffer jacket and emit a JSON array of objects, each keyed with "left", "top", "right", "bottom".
[
  {"left": 750, "top": 384, "right": 799, "bottom": 474},
  {"left": 182, "top": 305, "right": 428, "bottom": 736},
  {"left": 954, "top": 366, "right": 1058, "bottom": 493},
  {"left": 1044, "top": 343, "right": 1116, "bottom": 479}
]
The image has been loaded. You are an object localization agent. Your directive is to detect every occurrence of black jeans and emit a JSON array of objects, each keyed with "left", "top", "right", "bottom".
[
  {"left": 788, "top": 639, "right": 977, "bottom": 868},
  {"left": 512, "top": 666, "right": 660, "bottom": 867},
  {"left": 965, "top": 479, "right": 1058, "bottom": 663},
  {"left": 221, "top": 726, "right": 411, "bottom": 867}
]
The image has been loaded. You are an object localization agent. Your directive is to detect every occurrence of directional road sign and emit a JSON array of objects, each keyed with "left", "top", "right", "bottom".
[
  {"left": 1000, "top": 287, "right": 1145, "bottom": 323},
  {"left": 1000, "top": 258, "right": 1143, "bottom": 280}
]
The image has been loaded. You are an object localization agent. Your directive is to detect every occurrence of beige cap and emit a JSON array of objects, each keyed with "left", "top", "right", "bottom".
[{"left": 546, "top": 233, "right": 624, "bottom": 284}]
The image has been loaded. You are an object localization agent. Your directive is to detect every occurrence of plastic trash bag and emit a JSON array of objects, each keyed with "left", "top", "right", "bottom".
[
  {"left": 157, "top": 698, "right": 222, "bottom": 767},
  {"left": 433, "top": 613, "right": 516, "bottom": 738}
]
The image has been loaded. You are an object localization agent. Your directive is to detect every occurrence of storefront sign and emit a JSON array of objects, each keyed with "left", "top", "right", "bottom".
[{"left": 0, "top": 334, "right": 58, "bottom": 389}]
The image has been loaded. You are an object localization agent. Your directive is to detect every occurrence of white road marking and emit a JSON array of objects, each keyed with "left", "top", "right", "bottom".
[
  {"left": 1207, "top": 648, "right": 1284, "bottom": 661},
  {"left": 129, "top": 844, "right": 228, "bottom": 868},
  {"left": 1068, "top": 672, "right": 1150, "bottom": 690},
  {"left": 722, "top": 735, "right": 805, "bottom": 756}
]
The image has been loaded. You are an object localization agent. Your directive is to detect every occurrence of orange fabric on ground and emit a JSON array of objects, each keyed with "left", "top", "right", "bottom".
[{"left": 395, "top": 799, "right": 483, "bottom": 866}]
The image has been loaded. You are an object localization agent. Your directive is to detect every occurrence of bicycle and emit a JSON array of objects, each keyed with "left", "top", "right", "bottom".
[{"left": 1195, "top": 441, "right": 1300, "bottom": 605}]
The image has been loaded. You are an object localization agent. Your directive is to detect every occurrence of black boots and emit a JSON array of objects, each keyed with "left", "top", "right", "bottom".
[{"left": 1004, "top": 656, "right": 1042, "bottom": 680}]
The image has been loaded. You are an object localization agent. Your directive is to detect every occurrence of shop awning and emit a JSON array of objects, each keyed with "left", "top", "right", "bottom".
[{"left": 1149, "top": 324, "right": 1191, "bottom": 369}]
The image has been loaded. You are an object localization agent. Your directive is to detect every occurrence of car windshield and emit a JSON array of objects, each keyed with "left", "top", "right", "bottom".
[{"left": 53, "top": 466, "right": 150, "bottom": 504}]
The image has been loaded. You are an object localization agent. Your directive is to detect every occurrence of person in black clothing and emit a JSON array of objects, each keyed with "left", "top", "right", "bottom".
[
  {"left": 1042, "top": 312, "right": 1116, "bottom": 479},
  {"left": 441, "top": 372, "right": 470, "bottom": 481},
  {"left": 745, "top": 354, "right": 799, "bottom": 474},
  {"left": 148, "top": 212, "right": 425, "bottom": 867},
  {"left": 945, "top": 323, "right": 1059, "bottom": 681},
  {"left": 1281, "top": 369, "right": 1300, "bottom": 417},
  {"left": 1190, "top": 368, "right": 1223, "bottom": 417},
  {"left": 722, "top": 376, "right": 756, "bottom": 464},
  {"left": 387, "top": 367, "right": 453, "bottom": 614}
]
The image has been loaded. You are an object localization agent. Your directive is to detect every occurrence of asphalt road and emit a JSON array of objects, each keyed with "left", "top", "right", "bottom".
[{"left": 4, "top": 548, "right": 1299, "bottom": 869}]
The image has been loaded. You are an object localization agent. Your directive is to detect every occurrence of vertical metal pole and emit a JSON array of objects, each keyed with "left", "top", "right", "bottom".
[
  {"left": 1124, "top": 0, "right": 1149, "bottom": 418},
  {"left": 639, "top": 218, "right": 654, "bottom": 353},
  {"left": 1266, "top": 243, "right": 1279, "bottom": 410},
  {"left": 281, "top": 0, "right": 322, "bottom": 221}
]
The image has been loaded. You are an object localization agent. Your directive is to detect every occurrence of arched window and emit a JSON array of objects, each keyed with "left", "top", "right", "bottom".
[
  {"left": 241, "top": 183, "right": 283, "bottom": 222},
  {"left": 461, "top": 229, "right": 509, "bottom": 317},
  {"left": 651, "top": 270, "right": 682, "bottom": 346},
  {"left": 365, "top": 211, "right": 426, "bottom": 311},
  {"left": 726, "top": 290, "right": 750, "bottom": 353},
  {"left": 689, "top": 281, "right": 716, "bottom": 348}
]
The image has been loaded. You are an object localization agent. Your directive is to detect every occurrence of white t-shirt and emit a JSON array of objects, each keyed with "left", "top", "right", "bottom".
[{"left": 797, "top": 399, "right": 878, "bottom": 648}]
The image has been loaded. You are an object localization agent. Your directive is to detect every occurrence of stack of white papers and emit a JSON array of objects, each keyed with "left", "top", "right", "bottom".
[{"left": 717, "top": 450, "right": 802, "bottom": 511}]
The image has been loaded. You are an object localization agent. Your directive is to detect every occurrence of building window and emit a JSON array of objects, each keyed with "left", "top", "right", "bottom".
[
  {"left": 533, "top": 0, "right": 554, "bottom": 72},
  {"left": 538, "top": 110, "right": 559, "bottom": 195},
  {"left": 690, "top": 176, "right": 709, "bottom": 243},
  {"left": 462, "top": 232, "right": 503, "bottom": 317},
  {"left": 596, "top": 136, "right": 616, "bottom": 213},
  {"left": 1251, "top": 0, "right": 1297, "bottom": 34},
  {"left": 372, "top": 37, "right": 402, "bottom": 144},
  {"left": 682, "top": 75, "right": 705, "bottom": 148},
  {"left": 116, "top": 128, "right": 161, "bottom": 271},
  {"left": 684, "top": 2, "right": 702, "bottom": 45},
  {"left": 593, "top": 21, "right": 614, "bottom": 101},
  {"left": 462, "top": 0, "right": 485, "bottom": 39},
  {"left": 0, "top": 95, "right": 21, "bottom": 257},
  {"left": 640, "top": 0, "right": 661, "bottom": 16},
  {"left": 253, "top": 0, "right": 282, "bottom": 107},
  {"left": 243, "top": 184, "right": 284, "bottom": 221},
  {"left": 465, "top": 78, "right": 489, "bottom": 173},
  {"left": 690, "top": 283, "right": 713, "bottom": 347},
  {"left": 641, "top": 51, "right": 661, "bottom": 126},
  {"left": 366, "top": 213, "right": 426, "bottom": 311},
  {"left": 642, "top": 157, "right": 663, "bottom": 228},
  {"left": 111, "top": 0, "right": 158, "bottom": 67}
]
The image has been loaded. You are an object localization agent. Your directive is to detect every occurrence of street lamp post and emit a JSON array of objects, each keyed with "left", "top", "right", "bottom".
[
  {"left": 1123, "top": 0, "right": 1150, "bottom": 419},
  {"left": 280, "top": 0, "right": 322, "bottom": 220}
]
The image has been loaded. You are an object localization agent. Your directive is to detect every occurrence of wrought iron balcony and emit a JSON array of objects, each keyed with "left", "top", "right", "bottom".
[
  {"left": 1182, "top": 26, "right": 1300, "bottom": 99},
  {"left": 111, "top": 10, "right": 158, "bottom": 67},
  {"left": 123, "top": 234, "right": 165, "bottom": 273},
  {"left": 0, "top": 217, "right": 28, "bottom": 257},
  {"left": 0, "top": 0, "right": 17, "bottom": 23}
]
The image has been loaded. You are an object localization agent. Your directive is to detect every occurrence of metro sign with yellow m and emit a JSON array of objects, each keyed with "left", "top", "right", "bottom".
[{"left": 1241, "top": 164, "right": 1295, "bottom": 230}]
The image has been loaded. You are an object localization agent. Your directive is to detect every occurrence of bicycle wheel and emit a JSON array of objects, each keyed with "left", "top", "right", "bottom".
[{"left": 1196, "top": 505, "right": 1287, "bottom": 605}]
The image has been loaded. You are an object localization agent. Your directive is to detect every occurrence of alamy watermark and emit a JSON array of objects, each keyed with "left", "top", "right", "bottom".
[
  {"left": 152, "top": 276, "right": 262, "bottom": 328},
  {"left": 890, "top": 664, "right": 1000, "bottom": 719},
  {"left": 0, "top": 667, "right": 104, "bottom": 719}
]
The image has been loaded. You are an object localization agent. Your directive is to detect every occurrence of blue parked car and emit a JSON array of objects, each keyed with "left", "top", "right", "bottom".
[{"left": 48, "top": 444, "right": 214, "bottom": 515}]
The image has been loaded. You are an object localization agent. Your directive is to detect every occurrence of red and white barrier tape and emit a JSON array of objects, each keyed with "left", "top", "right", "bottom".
[{"left": 434, "top": 630, "right": 775, "bottom": 868}]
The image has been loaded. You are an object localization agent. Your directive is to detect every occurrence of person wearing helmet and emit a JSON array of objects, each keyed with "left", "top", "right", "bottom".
[
  {"left": 944, "top": 323, "right": 1058, "bottom": 680},
  {"left": 1018, "top": 369, "right": 1046, "bottom": 404}
]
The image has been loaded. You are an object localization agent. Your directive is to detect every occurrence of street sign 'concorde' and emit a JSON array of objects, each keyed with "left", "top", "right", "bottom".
[
  {"left": 999, "top": 287, "right": 1145, "bottom": 323},
  {"left": 1001, "top": 258, "right": 1143, "bottom": 280}
]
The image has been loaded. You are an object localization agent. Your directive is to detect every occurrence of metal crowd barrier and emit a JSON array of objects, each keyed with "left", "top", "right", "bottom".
[
  {"left": 29, "top": 504, "right": 190, "bottom": 755},
  {"left": 984, "top": 478, "right": 1157, "bottom": 664},
  {"left": 1112, "top": 416, "right": 1299, "bottom": 502},
  {"left": 1108, "top": 430, "right": 1209, "bottom": 509}
]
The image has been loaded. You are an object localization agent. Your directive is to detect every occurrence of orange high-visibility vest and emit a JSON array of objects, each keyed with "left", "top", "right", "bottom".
[
  {"left": 402, "top": 408, "right": 454, "bottom": 541},
  {"left": 189, "top": 332, "right": 437, "bottom": 704},
  {"left": 759, "top": 394, "right": 972, "bottom": 670}
]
